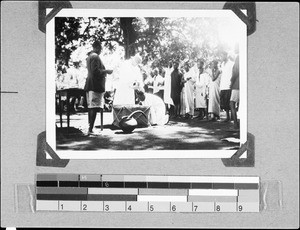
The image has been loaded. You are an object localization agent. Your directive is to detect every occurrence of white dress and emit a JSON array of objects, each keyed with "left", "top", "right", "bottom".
[
  {"left": 208, "top": 70, "right": 221, "bottom": 115},
  {"left": 195, "top": 70, "right": 209, "bottom": 108},
  {"left": 163, "top": 67, "right": 174, "bottom": 106},
  {"left": 184, "top": 70, "right": 196, "bottom": 116}
]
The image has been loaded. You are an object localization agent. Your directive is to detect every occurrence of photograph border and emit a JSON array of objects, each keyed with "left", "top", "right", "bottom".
[{"left": 46, "top": 9, "right": 247, "bottom": 159}]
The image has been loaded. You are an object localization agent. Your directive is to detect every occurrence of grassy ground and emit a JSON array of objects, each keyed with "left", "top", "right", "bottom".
[{"left": 56, "top": 110, "right": 240, "bottom": 151}]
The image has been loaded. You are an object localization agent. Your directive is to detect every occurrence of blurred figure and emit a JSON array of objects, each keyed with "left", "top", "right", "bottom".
[
  {"left": 179, "top": 65, "right": 188, "bottom": 117},
  {"left": 163, "top": 61, "right": 174, "bottom": 113},
  {"left": 195, "top": 59, "right": 209, "bottom": 120},
  {"left": 153, "top": 67, "right": 165, "bottom": 100},
  {"left": 230, "top": 54, "right": 240, "bottom": 129},
  {"left": 56, "top": 69, "right": 66, "bottom": 90},
  {"left": 208, "top": 60, "right": 221, "bottom": 121},
  {"left": 219, "top": 50, "right": 234, "bottom": 121},
  {"left": 143, "top": 71, "right": 154, "bottom": 94},
  {"left": 65, "top": 61, "right": 81, "bottom": 111},
  {"left": 57, "top": 60, "right": 67, "bottom": 74},
  {"left": 170, "top": 61, "right": 183, "bottom": 118},
  {"left": 183, "top": 62, "right": 196, "bottom": 118},
  {"left": 77, "top": 61, "right": 88, "bottom": 89},
  {"left": 113, "top": 54, "right": 144, "bottom": 105}
]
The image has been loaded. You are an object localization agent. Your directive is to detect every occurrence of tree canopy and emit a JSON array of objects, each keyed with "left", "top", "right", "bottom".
[{"left": 55, "top": 16, "right": 237, "bottom": 67}]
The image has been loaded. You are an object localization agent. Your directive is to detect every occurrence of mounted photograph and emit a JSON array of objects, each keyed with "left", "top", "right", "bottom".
[{"left": 46, "top": 9, "right": 247, "bottom": 159}]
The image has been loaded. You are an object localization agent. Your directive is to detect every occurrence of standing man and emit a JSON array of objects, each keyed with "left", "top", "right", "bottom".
[
  {"left": 208, "top": 60, "right": 221, "bottom": 121},
  {"left": 182, "top": 62, "right": 195, "bottom": 118},
  {"left": 219, "top": 51, "right": 234, "bottom": 122},
  {"left": 170, "top": 61, "right": 183, "bottom": 118},
  {"left": 195, "top": 59, "right": 209, "bottom": 120},
  {"left": 230, "top": 54, "right": 239, "bottom": 129},
  {"left": 153, "top": 67, "right": 165, "bottom": 100},
  {"left": 84, "top": 41, "right": 113, "bottom": 135}
]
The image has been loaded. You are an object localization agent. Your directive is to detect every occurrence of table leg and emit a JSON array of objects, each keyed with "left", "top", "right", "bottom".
[
  {"left": 59, "top": 94, "right": 63, "bottom": 128},
  {"left": 100, "top": 109, "right": 103, "bottom": 131}
]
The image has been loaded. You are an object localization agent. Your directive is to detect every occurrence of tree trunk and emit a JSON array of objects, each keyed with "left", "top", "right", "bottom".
[{"left": 120, "top": 18, "right": 137, "bottom": 59}]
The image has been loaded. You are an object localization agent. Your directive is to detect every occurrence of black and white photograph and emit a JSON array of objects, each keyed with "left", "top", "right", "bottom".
[{"left": 47, "top": 9, "right": 247, "bottom": 158}]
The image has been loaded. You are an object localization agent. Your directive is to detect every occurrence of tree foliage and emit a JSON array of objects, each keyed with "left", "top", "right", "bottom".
[{"left": 55, "top": 16, "right": 232, "bottom": 66}]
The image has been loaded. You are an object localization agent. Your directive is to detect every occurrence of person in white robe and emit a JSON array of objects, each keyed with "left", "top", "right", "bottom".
[
  {"left": 113, "top": 54, "right": 144, "bottom": 105},
  {"left": 195, "top": 59, "right": 209, "bottom": 119},
  {"left": 182, "top": 62, "right": 196, "bottom": 117},
  {"left": 163, "top": 62, "right": 174, "bottom": 111},
  {"left": 136, "top": 90, "right": 169, "bottom": 126},
  {"left": 208, "top": 60, "right": 221, "bottom": 121},
  {"left": 179, "top": 66, "right": 189, "bottom": 117},
  {"left": 153, "top": 68, "right": 164, "bottom": 99}
]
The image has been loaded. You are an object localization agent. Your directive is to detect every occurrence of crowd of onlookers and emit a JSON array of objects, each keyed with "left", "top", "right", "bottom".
[
  {"left": 56, "top": 60, "right": 87, "bottom": 90},
  {"left": 55, "top": 60, "right": 88, "bottom": 112},
  {"left": 56, "top": 48, "right": 240, "bottom": 129},
  {"left": 137, "top": 50, "right": 240, "bottom": 129}
]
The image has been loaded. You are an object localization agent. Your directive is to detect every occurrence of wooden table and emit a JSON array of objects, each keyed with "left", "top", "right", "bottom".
[{"left": 56, "top": 88, "right": 86, "bottom": 129}]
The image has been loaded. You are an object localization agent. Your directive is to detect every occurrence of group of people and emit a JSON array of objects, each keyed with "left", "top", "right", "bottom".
[
  {"left": 136, "top": 50, "right": 240, "bottom": 130},
  {"left": 56, "top": 40, "right": 240, "bottom": 135},
  {"left": 55, "top": 60, "right": 88, "bottom": 112},
  {"left": 56, "top": 60, "right": 87, "bottom": 91}
]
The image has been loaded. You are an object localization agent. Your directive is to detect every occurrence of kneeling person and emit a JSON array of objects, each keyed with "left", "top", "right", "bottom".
[{"left": 136, "top": 90, "right": 169, "bottom": 126}]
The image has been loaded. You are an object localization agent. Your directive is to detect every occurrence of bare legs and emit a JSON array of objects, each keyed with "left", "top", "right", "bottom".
[
  {"left": 170, "top": 104, "right": 180, "bottom": 118},
  {"left": 230, "top": 101, "right": 239, "bottom": 129},
  {"left": 88, "top": 108, "right": 97, "bottom": 133},
  {"left": 88, "top": 108, "right": 103, "bottom": 133},
  {"left": 175, "top": 104, "right": 180, "bottom": 117},
  {"left": 225, "top": 109, "right": 230, "bottom": 122}
]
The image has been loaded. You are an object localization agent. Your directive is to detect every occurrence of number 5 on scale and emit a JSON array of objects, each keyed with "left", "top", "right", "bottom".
[{"left": 149, "top": 204, "right": 154, "bottom": 212}]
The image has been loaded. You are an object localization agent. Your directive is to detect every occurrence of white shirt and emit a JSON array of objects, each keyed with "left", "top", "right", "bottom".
[
  {"left": 153, "top": 74, "right": 164, "bottom": 94},
  {"left": 196, "top": 71, "right": 209, "bottom": 88},
  {"left": 220, "top": 60, "right": 234, "bottom": 90}
]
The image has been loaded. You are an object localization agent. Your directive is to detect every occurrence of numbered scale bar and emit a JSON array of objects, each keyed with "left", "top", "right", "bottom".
[
  {"left": 37, "top": 200, "right": 258, "bottom": 212},
  {"left": 36, "top": 174, "right": 260, "bottom": 212}
]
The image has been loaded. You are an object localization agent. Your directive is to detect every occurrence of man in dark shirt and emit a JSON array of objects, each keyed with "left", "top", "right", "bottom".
[
  {"left": 84, "top": 41, "right": 113, "bottom": 135},
  {"left": 170, "top": 61, "right": 183, "bottom": 118}
]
